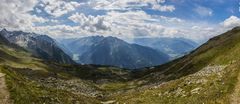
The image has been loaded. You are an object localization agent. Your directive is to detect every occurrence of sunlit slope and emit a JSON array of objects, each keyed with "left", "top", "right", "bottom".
[
  {"left": 111, "top": 27, "right": 240, "bottom": 103},
  {"left": 136, "top": 27, "right": 240, "bottom": 84},
  {"left": 0, "top": 33, "right": 134, "bottom": 103}
]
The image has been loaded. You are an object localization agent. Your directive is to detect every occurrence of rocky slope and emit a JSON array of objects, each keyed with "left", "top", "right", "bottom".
[
  {"left": 109, "top": 27, "right": 240, "bottom": 103},
  {"left": 0, "top": 29, "right": 74, "bottom": 64}
]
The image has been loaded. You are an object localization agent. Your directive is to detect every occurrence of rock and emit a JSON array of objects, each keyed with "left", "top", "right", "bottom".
[
  {"left": 191, "top": 87, "right": 201, "bottom": 94},
  {"left": 174, "top": 87, "right": 186, "bottom": 97},
  {"left": 101, "top": 100, "right": 116, "bottom": 104}
]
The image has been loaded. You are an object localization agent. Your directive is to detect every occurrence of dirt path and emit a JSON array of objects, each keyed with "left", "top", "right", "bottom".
[
  {"left": 231, "top": 70, "right": 240, "bottom": 104},
  {"left": 0, "top": 73, "right": 11, "bottom": 104}
]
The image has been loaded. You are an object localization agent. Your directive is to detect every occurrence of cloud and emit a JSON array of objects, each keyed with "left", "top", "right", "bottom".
[
  {"left": 31, "top": 15, "right": 48, "bottom": 23},
  {"left": 0, "top": 0, "right": 42, "bottom": 30},
  {"left": 1, "top": 0, "right": 237, "bottom": 44},
  {"left": 41, "top": 0, "right": 81, "bottom": 17},
  {"left": 221, "top": 16, "right": 240, "bottom": 28},
  {"left": 65, "top": 10, "right": 212, "bottom": 42},
  {"left": 90, "top": 0, "right": 175, "bottom": 12},
  {"left": 157, "top": 16, "right": 184, "bottom": 23},
  {"left": 194, "top": 6, "right": 213, "bottom": 17},
  {"left": 152, "top": 4, "right": 175, "bottom": 12},
  {"left": 68, "top": 13, "right": 111, "bottom": 32},
  {"left": 39, "top": 9, "right": 224, "bottom": 43}
]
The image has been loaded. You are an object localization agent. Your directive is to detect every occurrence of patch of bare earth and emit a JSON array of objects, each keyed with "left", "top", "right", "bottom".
[{"left": 0, "top": 73, "right": 11, "bottom": 104}]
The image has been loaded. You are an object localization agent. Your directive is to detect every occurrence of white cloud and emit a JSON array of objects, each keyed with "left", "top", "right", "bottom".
[
  {"left": 221, "top": 16, "right": 240, "bottom": 28},
  {"left": 194, "top": 6, "right": 213, "bottom": 17},
  {"left": 90, "top": 0, "right": 175, "bottom": 12},
  {"left": 158, "top": 16, "right": 184, "bottom": 23},
  {"left": 0, "top": 0, "right": 42, "bottom": 30},
  {"left": 152, "top": 4, "right": 175, "bottom": 12},
  {"left": 65, "top": 10, "right": 208, "bottom": 41},
  {"left": 31, "top": 15, "right": 48, "bottom": 23},
  {"left": 0, "top": 0, "right": 236, "bottom": 44},
  {"left": 68, "top": 13, "right": 111, "bottom": 32},
  {"left": 64, "top": 10, "right": 227, "bottom": 43},
  {"left": 41, "top": 0, "right": 81, "bottom": 17}
]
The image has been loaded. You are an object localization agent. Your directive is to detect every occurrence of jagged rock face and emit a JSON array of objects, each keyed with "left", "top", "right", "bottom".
[
  {"left": 0, "top": 29, "right": 74, "bottom": 64},
  {"left": 62, "top": 36, "right": 170, "bottom": 69}
]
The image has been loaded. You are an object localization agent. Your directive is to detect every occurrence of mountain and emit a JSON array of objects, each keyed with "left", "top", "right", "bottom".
[
  {"left": 0, "top": 29, "right": 75, "bottom": 64},
  {"left": 1, "top": 27, "right": 240, "bottom": 103},
  {"left": 61, "top": 36, "right": 105, "bottom": 58},
  {"left": 134, "top": 37, "right": 199, "bottom": 58},
  {"left": 0, "top": 31, "right": 129, "bottom": 103},
  {"left": 61, "top": 36, "right": 170, "bottom": 69},
  {"left": 111, "top": 27, "right": 240, "bottom": 103}
]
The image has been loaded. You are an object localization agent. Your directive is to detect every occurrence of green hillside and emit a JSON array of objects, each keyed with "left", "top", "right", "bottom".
[
  {"left": 1, "top": 27, "right": 240, "bottom": 104},
  {"left": 109, "top": 27, "right": 240, "bottom": 103}
]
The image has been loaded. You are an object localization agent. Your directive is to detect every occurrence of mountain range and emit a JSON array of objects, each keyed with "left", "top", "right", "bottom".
[
  {"left": 0, "top": 29, "right": 74, "bottom": 64},
  {"left": 0, "top": 27, "right": 240, "bottom": 103},
  {"left": 61, "top": 36, "right": 170, "bottom": 69},
  {"left": 134, "top": 37, "right": 199, "bottom": 58}
]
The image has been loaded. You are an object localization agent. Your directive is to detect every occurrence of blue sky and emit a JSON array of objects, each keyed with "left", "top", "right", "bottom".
[
  {"left": 0, "top": 0, "right": 240, "bottom": 43},
  {"left": 166, "top": 0, "right": 239, "bottom": 23}
]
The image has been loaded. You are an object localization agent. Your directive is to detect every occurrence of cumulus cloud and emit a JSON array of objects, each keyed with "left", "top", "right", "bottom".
[
  {"left": 221, "top": 16, "right": 240, "bottom": 28},
  {"left": 43, "top": 9, "right": 226, "bottom": 43},
  {"left": 1, "top": 0, "right": 238, "bottom": 44},
  {"left": 41, "top": 0, "right": 81, "bottom": 17},
  {"left": 0, "top": 0, "right": 46, "bottom": 30},
  {"left": 68, "top": 13, "right": 111, "bottom": 32},
  {"left": 66, "top": 11, "right": 202, "bottom": 41},
  {"left": 194, "top": 6, "right": 213, "bottom": 17}
]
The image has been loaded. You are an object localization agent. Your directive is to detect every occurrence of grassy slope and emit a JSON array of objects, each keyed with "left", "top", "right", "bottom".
[
  {"left": 0, "top": 37, "right": 102, "bottom": 103},
  {"left": 0, "top": 37, "right": 131, "bottom": 103},
  {"left": 133, "top": 27, "right": 240, "bottom": 84},
  {"left": 1, "top": 66, "right": 99, "bottom": 104},
  {"left": 1, "top": 27, "right": 240, "bottom": 104},
  {"left": 106, "top": 27, "right": 240, "bottom": 103},
  {"left": 112, "top": 63, "right": 240, "bottom": 104}
]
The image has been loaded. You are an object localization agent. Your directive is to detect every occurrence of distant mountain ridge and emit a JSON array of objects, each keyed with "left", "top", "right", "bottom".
[
  {"left": 0, "top": 29, "right": 75, "bottom": 64},
  {"left": 61, "top": 36, "right": 170, "bottom": 69},
  {"left": 134, "top": 37, "right": 198, "bottom": 58}
]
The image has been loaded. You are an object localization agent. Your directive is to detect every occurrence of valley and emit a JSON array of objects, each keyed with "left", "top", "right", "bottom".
[
  {"left": 0, "top": 27, "right": 240, "bottom": 103},
  {"left": 60, "top": 36, "right": 171, "bottom": 69},
  {"left": 0, "top": 0, "right": 239, "bottom": 103}
]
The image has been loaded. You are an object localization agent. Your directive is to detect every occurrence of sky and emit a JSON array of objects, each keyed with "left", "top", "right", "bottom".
[{"left": 0, "top": 0, "right": 240, "bottom": 43}]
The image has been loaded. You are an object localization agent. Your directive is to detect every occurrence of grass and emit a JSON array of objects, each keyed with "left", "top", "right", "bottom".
[
  {"left": 112, "top": 62, "right": 240, "bottom": 104},
  {"left": 107, "top": 29, "right": 240, "bottom": 103},
  {"left": 1, "top": 27, "right": 240, "bottom": 104},
  {"left": 1, "top": 66, "right": 100, "bottom": 104}
]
